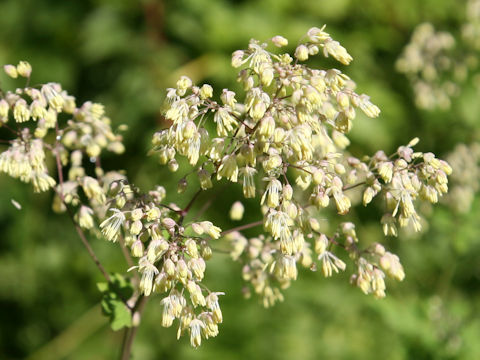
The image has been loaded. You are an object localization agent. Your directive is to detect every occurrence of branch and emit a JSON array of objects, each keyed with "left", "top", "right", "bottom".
[
  {"left": 69, "top": 211, "right": 111, "bottom": 282},
  {"left": 342, "top": 181, "right": 366, "bottom": 192},
  {"left": 179, "top": 188, "right": 203, "bottom": 224},
  {"left": 120, "top": 295, "right": 149, "bottom": 360},
  {"left": 53, "top": 123, "right": 111, "bottom": 282},
  {"left": 221, "top": 220, "right": 264, "bottom": 236}
]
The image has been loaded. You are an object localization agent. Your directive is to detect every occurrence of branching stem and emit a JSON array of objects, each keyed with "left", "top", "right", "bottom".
[{"left": 53, "top": 123, "right": 111, "bottom": 282}]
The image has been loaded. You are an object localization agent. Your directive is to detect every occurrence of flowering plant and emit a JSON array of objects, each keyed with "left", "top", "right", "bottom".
[{"left": 0, "top": 26, "right": 452, "bottom": 358}]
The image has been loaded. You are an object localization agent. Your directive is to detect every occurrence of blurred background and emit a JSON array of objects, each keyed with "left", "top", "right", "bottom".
[{"left": 1, "top": 0, "right": 480, "bottom": 359}]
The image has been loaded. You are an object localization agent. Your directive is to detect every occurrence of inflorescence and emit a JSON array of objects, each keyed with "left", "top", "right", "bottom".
[{"left": 0, "top": 26, "right": 452, "bottom": 348}]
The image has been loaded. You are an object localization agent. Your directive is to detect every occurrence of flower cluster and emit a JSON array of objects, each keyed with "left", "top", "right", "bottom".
[
  {"left": 351, "top": 243, "right": 405, "bottom": 299},
  {"left": 151, "top": 26, "right": 452, "bottom": 311},
  {"left": 100, "top": 182, "right": 224, "bottom": 347},
  {"left": 0, "top": 62, "right": 125, "bottom": 224},
  {"left": 0, "top": 60, "right": 225, "bottom": 348},
  {"left": 397, "top": 1, "right": 480, "bottom": 110},
  {"left": 396, "top": 23, "right": 461, "bottom": 110},
  {"left": 366, "top": 139, "right": 452, "bottom": 234},
  {"left": 0, "top": 26, "right": 453, "bottom": 349},
  {"left": 0, "top": 135, "right": 56, "bottom": 192},
  {"left": 443, "top": 142, "right": 480, "bottom": 213}
]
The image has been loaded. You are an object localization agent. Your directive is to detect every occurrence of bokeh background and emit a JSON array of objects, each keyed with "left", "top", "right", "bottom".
[{"left": 1, "top": 0, "right": 480, "bottom": 359}]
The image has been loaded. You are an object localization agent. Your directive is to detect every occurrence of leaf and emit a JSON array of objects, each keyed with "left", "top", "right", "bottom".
[
  {"left": 109, "top": 273, "right": 134, "bottom": 300},
  {"left": 97, "top": 281, "right": 109, "bottom": 292},
  {"left": 97, "top": 273, "right": 134, "bottom": 331},
  {"left": 110, "top": 299, "right": 133, "bottom": 331}
]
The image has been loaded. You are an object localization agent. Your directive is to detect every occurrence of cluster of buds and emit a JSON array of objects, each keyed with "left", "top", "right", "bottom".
[
  {"left": 100, "top": 181, "right": 224, "bottom": 347},
  {"left": 397, "top": 2, "right": 480, "bottom": 110},
  {"left": 0, "top": 62, "right": 129, "bottom": 243},
  {"left": 443, "top": 142, "right": 480, "bottom": 213},
  {"left": 151, "top": 27, "right": 452, "bottom": 310},
  {"left": 0, "top": 26, "right": 454, "bottom": 349},
  {"left": 350, "top": 243, "right": 405, "bottom": 299},
  {"left": 0, "top": 135, "right": 55, "bottom": 192},
  {"left": 396, "top": 23, "right": 461, "bottom": 110},
  {"left": 364, "top": 138, "right": 452, "bottom": 235},
  {"left": 0, "top": 63, "right": 125, "bottom": 209},
  {"left": 3, "top": 61, "right": 32, "bottom": 79},
  {"left": 225, "top": 231, "right": 309, "bottom": 308}
]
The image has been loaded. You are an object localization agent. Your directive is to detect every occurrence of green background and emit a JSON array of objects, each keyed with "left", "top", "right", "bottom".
[{"left": 0, "top": 0, "right": 479, "bottom": 359}]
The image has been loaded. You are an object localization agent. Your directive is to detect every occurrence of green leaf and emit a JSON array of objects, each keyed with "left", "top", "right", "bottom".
[
  {"left": 101, "top": 297, "right": 114, "bottom": 316},
  {"left": 97, "top": 273, "right": 134, "bottom": 331},
  {"left": 97, "top": 281, "right": 109, "bottom": 293},
  {"left": 109, "top": 273, "right": 134, "bottom": 300},
  {"left": 110, "top": 299, "right": 132, "bottom": 331}
]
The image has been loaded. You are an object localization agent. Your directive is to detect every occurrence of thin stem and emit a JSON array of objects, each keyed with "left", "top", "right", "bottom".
[
  {"left": 342, "top": 181, "right": 366, "bottom": 192},
  {"left": 231, "top": 112, "right": 253, "bottom": 132},
  {"left": 158, "top": 203, "right": 181, "bottom": 213},
  {"left": 287, "top": 163, "right": 313, "bottom": 175},
  {"left": 193, "top": 184, "right": 227, "bottom": 221},
  {"left": 179, "top": 188, "right": 203, "bottom": 223},
  {"left": 221, "top": 220, "right": 264, "bottom": 236},
  {"left": 67, "top": 205, "right": 111, "bottom": 282},
  {"left": 53, "top": 123, "right": 111, "bottom": 282},
  {"left": 120, "top": 295, "right": 149, "bottom": 360}
]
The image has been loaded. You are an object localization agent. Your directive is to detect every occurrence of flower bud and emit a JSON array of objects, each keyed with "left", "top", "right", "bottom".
[
  {"left": 232, "top": 50, "right": 245, "bottom": 68},
  {"left": 162, "top": 217, "right": 176, "bottom": 229},
  {"left": 185, "top": 239, "right": 199, "bottom": 258},
  {"left": 199, "top": 84, "right": 213, "bottom": 99},
  {"left": 130, "top": 220, "right": 143, "bottom": 235},
  {"left": 17, "top": 61, "right": 32, "bottom": 77},
  {"left": 198, "top": 168, "right": 213, "bottom": 190},
  {"left": 294, "top": 45, "right": 309, "bottom": 61},
  {"left": 0, "top": 99, "right": 9, "bottom": 122},
  {"left": 131, "top": 208, "right": 144, "bottom": 221},
  {"left": 271, "top": 35, "right": 288, "bottom": 47},
  {"left": 168, "top": 159, "right": 179, "bottom": 172},
  {"left": 164, "top": 258, "right": 176, "bottom": 277},
  {"left": 176, "top": 76, "right": 192, "bottom": 92},
  {"left": 313, "top": 169, "right": 324, "bottom": 185},
  {"left": 309, "top": 218, "right": 321, "bottom": 232},
  {"left": 183, "top": 120, "right": 196, "bottom": 139},
  {"left": 3, "top": 64, "right": 18, "bottom": 78},
  {"left": 191, "top": 223, "right": 204, "bottom": 235},
  {"left": 229, "top": 201, "right": 244, "bottom": 221},
  {"left": 131, "top": 240, "right": 144, "bottom": 257},
  {"left": 283, "top": 184, "right": 293, "bottom": 201},
  {"left": 146, "top": 206, "right": 161, "bottom": 221}
]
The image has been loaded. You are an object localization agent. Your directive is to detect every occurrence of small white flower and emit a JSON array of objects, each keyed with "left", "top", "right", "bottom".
[{"left": 99, "top": 208, "right": 125, "bottom": 241}]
